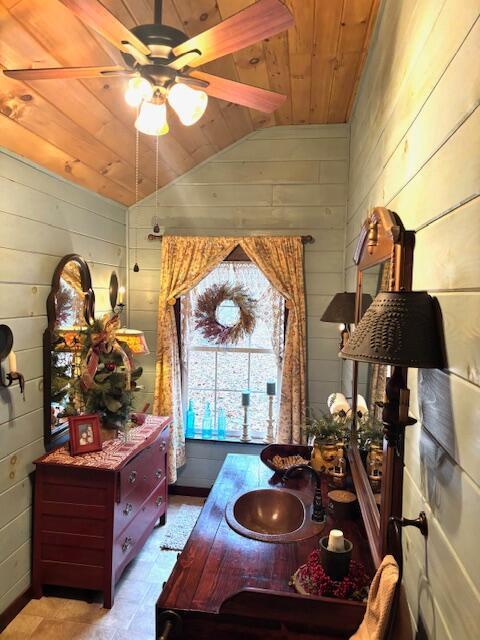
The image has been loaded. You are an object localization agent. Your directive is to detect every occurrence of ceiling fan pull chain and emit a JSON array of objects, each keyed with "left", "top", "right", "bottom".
[
  {"left": 155, "top": 136, "right": 159, "bottom": 219},
  {"left": 135, "top": 124, "right": 139, "bottom": 205},
  {"left": 133, "top": 126, "right": 140, "bottom": 273}
]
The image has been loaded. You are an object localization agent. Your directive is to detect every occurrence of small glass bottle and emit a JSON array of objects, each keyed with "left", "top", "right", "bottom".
[
  {"left": 201, "top": 401, "right": 213, "bottom": 439},
  {"left": 185, "top": 400, "right": 195, "bottom": 438},
  {"left": 217, "top": 407, "right": 226, "bottom": 440}
]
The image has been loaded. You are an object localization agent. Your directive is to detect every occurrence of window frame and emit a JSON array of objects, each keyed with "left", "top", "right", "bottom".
[{"left": 177, "top": 247, "right": 286, "bottom": 442}]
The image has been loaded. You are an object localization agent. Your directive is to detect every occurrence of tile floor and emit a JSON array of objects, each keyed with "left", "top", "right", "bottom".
[{"left": 1, "top": 496, "right": 205, "bottom": 640}]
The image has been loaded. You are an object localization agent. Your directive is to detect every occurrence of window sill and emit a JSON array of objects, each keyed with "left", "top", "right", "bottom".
[{"left": 186, "top": 434, "right": 266, "bottom": 446}]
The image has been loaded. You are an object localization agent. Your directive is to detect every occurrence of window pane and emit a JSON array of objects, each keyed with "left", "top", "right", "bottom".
[
  {"left": 215, "top": 390, "right": 243, "bottom": 432},
  {"left": 188, "top": 389, "right": 213, "bottom": 430},
  {"left": 216, "top": 350, "right": 249, "bottom": 390},
  {"left": 249, "top": 352, "right": 278, "bottom": 392},
  {"left": 188, "top": 350, "right": 216, "bottom": 390},
  {"left": 249, "top": 392, "right": 270, "bottom": 439},
  {"left": 181, "top": 259, "right": 283, "bottom": 441}
]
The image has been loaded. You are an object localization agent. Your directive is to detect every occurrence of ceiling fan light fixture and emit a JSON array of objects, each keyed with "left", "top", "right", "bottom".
[
  {"left": 125, "top": 76, "right": 154, "bottom": 107},
  {"left": 167, "top": 83, "right": 208, "bottom": 126},
  {"left": 135, "top": 97, "right": 169, "bottom": 136}
]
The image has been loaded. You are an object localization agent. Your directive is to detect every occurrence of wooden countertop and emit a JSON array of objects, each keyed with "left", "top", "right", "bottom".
[{"left": 158, "top": 453, "right": 373, "bottom": 615}]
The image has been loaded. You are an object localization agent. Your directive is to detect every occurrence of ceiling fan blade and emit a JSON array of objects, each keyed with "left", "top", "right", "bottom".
[
  {"left": 2, "top": 65, "right": 132, "bottom": 80},
  {"left": 188, "top": 71, "right": 286, "bottom": 113},
  {"left": 58, "top": 0, "right": 150, "bottom": 61},
  {"left": 172, "top": 0, "right": 293, "bottom": 68}
]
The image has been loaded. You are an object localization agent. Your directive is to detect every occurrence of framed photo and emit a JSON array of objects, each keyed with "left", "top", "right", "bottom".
[{"left": 68, "top": 414, "right": 102, "bottom": 456}]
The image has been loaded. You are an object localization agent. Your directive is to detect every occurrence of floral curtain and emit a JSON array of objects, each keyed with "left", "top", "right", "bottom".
[
  {"left": 153, "top": 237, "right": 237, "bottom": 481},
  {"left": 241, "top": 237, "right": 307, "bottom": 444},
  {"left": 154, "top": 236, "right": 307, "bottom": 482}
]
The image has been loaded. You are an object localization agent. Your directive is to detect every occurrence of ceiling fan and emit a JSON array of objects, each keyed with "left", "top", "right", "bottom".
[{"left": 3, "top": 0, "right": 294, "bottom": 135}]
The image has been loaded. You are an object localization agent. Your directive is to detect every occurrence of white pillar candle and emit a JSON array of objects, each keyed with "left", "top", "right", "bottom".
[
  {"left": 329, "top": 392, "right": 351, "bottom": 416},
  {"left": 8, "top": 350, "right": 17, "bottom": 373},
  {"left": 328, "top": 392, "right": 346, "bottom": 410},
  {"left": 327, "top": 529, "right": 345, "bottom": 552},
  {"left": 357, "top": 394, "right": 369, "bottom": 416},
  {"left": 118, "top": 286, "right": 126, "bottom": 305}
]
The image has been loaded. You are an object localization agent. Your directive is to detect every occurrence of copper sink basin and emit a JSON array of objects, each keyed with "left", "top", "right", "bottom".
[{"left": 225, "top": 488, "right": 325, "bottom": 543}]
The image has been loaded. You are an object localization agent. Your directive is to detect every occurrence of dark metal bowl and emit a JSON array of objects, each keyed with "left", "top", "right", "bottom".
[{"left": 260, "top": 444, "right": 313, "bottom": 473}]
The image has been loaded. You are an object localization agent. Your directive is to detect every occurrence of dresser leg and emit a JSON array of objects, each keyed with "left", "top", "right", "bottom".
[
  {"left": 32, "top": 583, "right": 43, "bottom": 600},
  {"left": 103, "top": 583, "right": 114, "bottom": 609},
  {"left": 32, "top": 567, "right": 43, "bottom": 600},
  {"left": 159, "top": 512, "right": 167, "bottom": 527}
]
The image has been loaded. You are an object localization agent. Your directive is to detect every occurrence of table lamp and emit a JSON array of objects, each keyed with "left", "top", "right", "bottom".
[{"left": 321, "top": 292, "right": 373, "bottom": 350}]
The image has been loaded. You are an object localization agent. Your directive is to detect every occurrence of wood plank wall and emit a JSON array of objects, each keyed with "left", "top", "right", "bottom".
[
  {"left": 0, "top": 149, "right": 126, "bottom": 614},
  {"left": 342, "top": 1, "right": 480, "bottom": 637},
  {"left": 128, "top": 124, "right": 349, "bottom": 487}
]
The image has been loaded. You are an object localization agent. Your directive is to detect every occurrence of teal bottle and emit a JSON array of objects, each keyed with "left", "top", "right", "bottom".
[
  {"left": 217, "top": 407, "right": 226, "bottom": 440},
  {"left": 201, "top": 402, "right": 213, "bottom": 439},
  {"left": 185, "top": 400, "right": 195, "bottom": 438}
]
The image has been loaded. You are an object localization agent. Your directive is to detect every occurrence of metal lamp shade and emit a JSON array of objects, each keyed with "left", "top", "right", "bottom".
[
  {"left": 321, "top": 292, "right": 373, "bottom": 324},
  {"left": 340, "top": 291, "right": 443, "bottom": 368}
]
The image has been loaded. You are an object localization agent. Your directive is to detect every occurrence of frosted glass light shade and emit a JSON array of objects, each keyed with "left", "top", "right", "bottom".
[
  {"left": 168, "top": 83, "right": 208, "bottom": 126},
  {"left": 135, "top": 100, "right": 169, "bottom": 136},
  {"left": 125, "top": 77, "right": 153, "bottom": 107}
]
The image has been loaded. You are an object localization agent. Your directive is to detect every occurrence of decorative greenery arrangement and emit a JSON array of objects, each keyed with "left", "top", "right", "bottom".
[
  {"left": 50, "top": 347, "right": 71, "bottom": 405},
  {"left": 357, "top": 414, "right": 384, "bottom": 450},
  {"left": 81, "top": 316, "right": 143, "bottom": 429},
  {"left": 292, "top": 549, "right": 370, "bottom": 601},
  {"left": 194, "top": 282, "right": 257, "bottom": 345},
  {"left": 303, "top": 409, "right": 352, "bottom": 444}
]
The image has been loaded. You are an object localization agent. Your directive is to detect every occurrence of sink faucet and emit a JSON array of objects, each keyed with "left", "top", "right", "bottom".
[{"left": 282, "top": 464, "right": 325, "bottom": 522}]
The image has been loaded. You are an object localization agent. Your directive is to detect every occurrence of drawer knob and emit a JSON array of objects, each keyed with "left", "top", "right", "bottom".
[
  {"left": 156, "top": 495, "right": 163, "bottom": 507},
  {"left": 122, "top": 536, "right": 134, "bottom": 553},
  {"left": 128, "top": 471, "right": 137, "bottom": 484},
  {"left": 123, "top": 503, "right": 133, "bottom": 516},
  {"left": 159, "top": 442, "right": 166, "bottom": 451},
  {"left": 155, "top": 469, "right": 163, "bottom": 479}
]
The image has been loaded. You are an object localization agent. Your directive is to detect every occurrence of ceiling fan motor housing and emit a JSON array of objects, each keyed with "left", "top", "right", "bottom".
[{"left": 121, "top": 24, "right": 189, "bottom": 68}]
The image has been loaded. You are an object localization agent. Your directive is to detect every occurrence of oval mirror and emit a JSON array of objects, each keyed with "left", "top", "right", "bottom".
[{"left": 44, "top": 254, "right": 96, "bottom": 448}]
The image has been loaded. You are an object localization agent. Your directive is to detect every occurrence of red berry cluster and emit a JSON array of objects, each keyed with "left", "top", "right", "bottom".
[{"left": 296, "top": 549, "right": 370, "bottom": 601}]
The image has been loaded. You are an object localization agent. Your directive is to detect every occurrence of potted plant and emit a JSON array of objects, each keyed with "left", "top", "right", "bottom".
[
  {"left": 303, "top": 410, "right": 352, "bottom": 472},
  {"left": 356, "top": 413, "right": 384, "bottom": 451},
  {"left": 356, "top": 413, "right": 384, "bottom": 490}
]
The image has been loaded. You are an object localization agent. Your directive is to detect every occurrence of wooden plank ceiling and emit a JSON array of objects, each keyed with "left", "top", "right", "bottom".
[{"left": 0, "top": 0, "right": 380, "bottom": 205}]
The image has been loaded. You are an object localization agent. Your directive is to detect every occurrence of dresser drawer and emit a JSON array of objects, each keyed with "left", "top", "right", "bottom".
[
  {"left": 114, "top": 480, "right": 167, "bottom": 578},
  {"left": 119, "top": 430, "right": 168, "bottom": 501}
]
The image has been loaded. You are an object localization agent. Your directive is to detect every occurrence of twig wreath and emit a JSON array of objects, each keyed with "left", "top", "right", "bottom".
[{"left": 194, "top": 283, "right": 257, "bottom": 345}]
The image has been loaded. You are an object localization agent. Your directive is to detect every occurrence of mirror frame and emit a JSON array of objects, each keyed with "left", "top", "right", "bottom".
[
  {"left": 348, "top": 207, "right": 415, "bottom": 567},
  {"left": 43, "top": 254, "right": 96, "bottom": 449}
]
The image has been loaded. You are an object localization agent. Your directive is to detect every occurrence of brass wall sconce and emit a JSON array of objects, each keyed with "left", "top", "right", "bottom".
[
  {"left": 0, "top": 324, "right": 25, "bottom": 397},
  {"left": 109, "top": 272, "right": 126, "bottom": 314},
  {"left": 321, "top": 292, "right": 373, "bottom": 351}
]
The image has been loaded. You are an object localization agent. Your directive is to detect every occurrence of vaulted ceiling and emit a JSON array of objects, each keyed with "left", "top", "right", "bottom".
[{"left": 0, "top": 0, "right": 380, "bottom": 205}]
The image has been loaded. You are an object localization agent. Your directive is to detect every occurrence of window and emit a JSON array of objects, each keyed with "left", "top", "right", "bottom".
[{"left": 180, "top": 259, "right": 285, "bottom": 441}]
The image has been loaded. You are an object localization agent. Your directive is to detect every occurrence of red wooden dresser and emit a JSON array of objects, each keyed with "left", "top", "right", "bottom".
[{"left": 32, "top": 416, "right": 171, "bottom": 608}]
